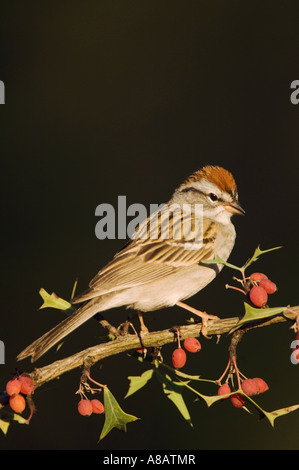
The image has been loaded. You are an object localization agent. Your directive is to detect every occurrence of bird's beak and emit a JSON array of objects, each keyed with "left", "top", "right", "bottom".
[{"left": 224, "top": 201, "right": 245, "bottom": 216}]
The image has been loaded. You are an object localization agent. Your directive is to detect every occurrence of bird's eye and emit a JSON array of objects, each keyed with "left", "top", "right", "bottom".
[{"left": 209, "top": 193, "right": 218, "bottom": 202}]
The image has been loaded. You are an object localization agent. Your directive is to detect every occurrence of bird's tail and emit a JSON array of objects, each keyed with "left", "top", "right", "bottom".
[{"left": 17, "top": 298, "right": 106, "bottom": 363}]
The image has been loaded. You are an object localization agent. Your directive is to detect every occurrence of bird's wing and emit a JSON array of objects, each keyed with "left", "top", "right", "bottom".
[{"left": 72, "top": 207, "right": 217, "bottom": 303}]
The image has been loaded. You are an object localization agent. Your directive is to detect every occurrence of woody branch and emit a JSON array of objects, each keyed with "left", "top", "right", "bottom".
[{"left": 11, "top": 305, "right": 297, "bottom": 393}]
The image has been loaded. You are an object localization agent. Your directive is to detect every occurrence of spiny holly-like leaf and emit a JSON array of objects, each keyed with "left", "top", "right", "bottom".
[
  {"left": 38, "top": 288, "right": 72, "bottom": 310},
  {"left": 180, "top": 380, "right": 236, "bottom": 407},
  {"left": 235, "top": 391, "right": 299, "bottom": 427},
  {"left": 230, "top": 302, "right": 287, "bottom": 333},
  {"left": 262, "top": 404, "right": 299, "bottom": 427},
  {"left": 100, "top": 387, "right": 139, "bottom": 440},
  {"left": 155, "top": 369, "right": 193, "bottom": 426},
  {"left": 181, "top": 381, "right": 299, "bottom": 428},
  {"left": 201, "top": 255, "right": 242, "bottom": 272},
  {"left": 241, "top": 245, "right": 282, "bottom": 271},
  {"left": 202, "top": 246, "right": 282, "bottom": 275},
  {"left": 0, "top": 409, "right": 28, "bottom": 424},
  {"left": 125, "top": 369, "right": 154, "bottom": 398}
]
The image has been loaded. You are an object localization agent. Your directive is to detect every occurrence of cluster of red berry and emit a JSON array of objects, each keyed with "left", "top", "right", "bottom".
[
  {"left": 248, "top": 272, "right": 277, "bottom": 307},
  {"left": 218, "top": 377, "right": 269, "bottom": 408},
  {"left": 172, "top": 337, "right": 201, "bottom": 369},
  {"left": 77, "top": 399, "right": 105, "bottom": 416},
  {"left": 5, "top": 376, "right": 35, "bottom": 413}
]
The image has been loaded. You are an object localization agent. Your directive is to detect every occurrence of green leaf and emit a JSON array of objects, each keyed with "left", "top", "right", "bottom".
[
  {"left": 160, "top": 362, "right": 216, "bottom": 384},
  {"left": 100, "top": 387, "right": 139, "bottom": 440},
  {"left": 125, "top": 369, "right": 154, "bottom": 398},
  {"left": 38, "top": 288, "right": 72, "bottom": 311},
  {"left": 70, "top": 278, "right": 78, "bottom": 300},
  {"left": 0, "top": 419, "right": 10, "bottom": 435},
  {"left": 10, "top": 413, "right": 28, "bottom": 424},
  {"left": 241, "top": 245, "right": 282, "bottom": 271},
  {"left": 230, "top": 302, "right": 287, "bottom": 333},
  {"left": 155, "top": 369, "right": 193, "bottom": 427}
]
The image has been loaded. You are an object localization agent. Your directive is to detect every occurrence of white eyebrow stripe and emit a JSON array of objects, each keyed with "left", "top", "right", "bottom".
[{"left": 189, "top": 179, "right": 221, "bottom": 195}]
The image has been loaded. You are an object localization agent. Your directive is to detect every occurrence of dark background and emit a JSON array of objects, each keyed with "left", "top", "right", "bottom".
[{"left": 0, "top": 1, "right": 299, "bottom": 450}]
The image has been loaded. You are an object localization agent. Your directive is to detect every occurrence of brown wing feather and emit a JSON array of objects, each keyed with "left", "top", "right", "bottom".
[{"left": 73, "top": 210, "right": 216, "bottom": 303}]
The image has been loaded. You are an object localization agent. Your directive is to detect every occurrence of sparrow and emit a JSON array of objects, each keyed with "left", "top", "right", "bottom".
[{"left": 17, "top": 165, "right": 244, "bottom": 362}]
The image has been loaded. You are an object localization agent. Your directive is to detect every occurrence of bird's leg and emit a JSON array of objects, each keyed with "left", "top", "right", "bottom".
[
  {"left": 137, "top": 310, "right": 149, "bottom": 337},
  {"left": 176, "top": 301, "right": 219, "bottom": 320},
  {"left": 176, "top": 301, "right": 219, "bottom": 337},
  {"left": 135, "top": 311, "right": 149, "bottom": 356}
]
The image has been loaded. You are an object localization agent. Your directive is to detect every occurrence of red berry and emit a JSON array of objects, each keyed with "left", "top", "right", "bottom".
[
  {"left": 217, "top": 383, "right": 231, "bottom": 399},
  {"left": 19, "top": 376, "right": 35, "bottom": 395},
  {"left": 9, "top": 394, "right": 26, "bottom": 413},
  {"left": 252, "top": 377, "right": 269, "bottom": 394},
  {"left": 249, "top": 286, "right": 268, "bottom": 307},
  {"left": 91, "top": 399, "right": 105, "bottom": 414},
  {"left": 241, "top": 378, "right": 260, "bottom": 396},
  {"left": 230, "top": 393, "right": 245, "bottom": 408},
  {"left": 292, "top": 350, "right": 299, "bottom": 364},
  {"left": 172, "top": 348, "right": 187, "bottom": 369},
  {"left": 292, "top": 332, "right": 299, "bottom": 363},
  {"left": 249, "top": 272, "right": 268, "bottom": 282},
  {"left": 6, "top": 379, "right": 21, "bottom": 396},
  {"left": 259, "top": 279, "right": 277, "bottom": 294},
  {"left": 77, "top": 399, "right": 93, "bottom": 416},
  {"left": 183, "top": 337, "right": 201, "bottom": 353},
  {"left": 135, "top": 347, "right": 146, "bottom": 354}
]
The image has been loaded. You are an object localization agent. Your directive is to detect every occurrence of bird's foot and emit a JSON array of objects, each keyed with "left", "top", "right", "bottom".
[
  {"left": 125, "top": 311, "right": 149, "bottom": 356},
  {"left": 176, "top": 301, "right": 219, "bottom": 338},
  {"left": 137, "top": 311, "right": 149, "bottom": 354}
]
